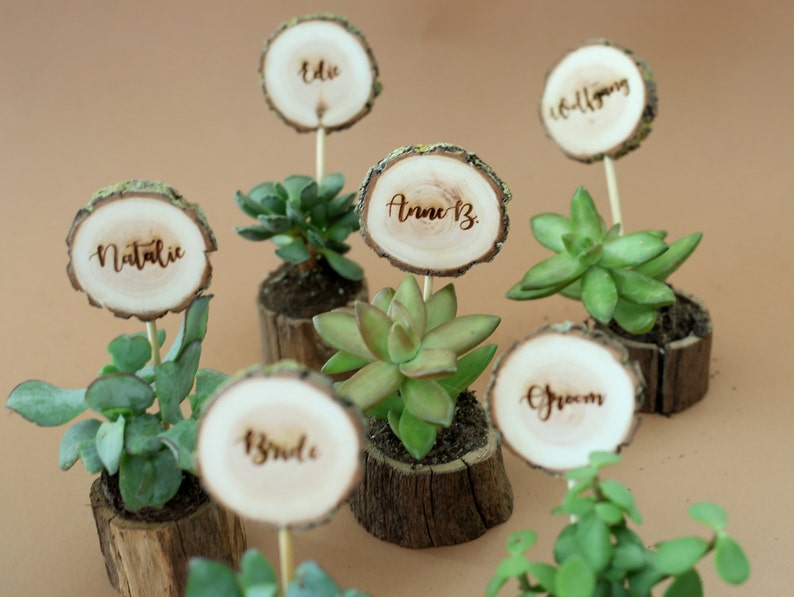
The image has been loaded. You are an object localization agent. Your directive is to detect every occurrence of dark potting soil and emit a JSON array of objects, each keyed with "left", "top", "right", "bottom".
[
  {"left": 259, "top": 260, "right": 365, "bottom": 319},
  {"left": 606, "top": 291, "right": 711, "bottom": 345},
  {"left": 366, "top": 390, "right": 489, "bottom": 466},
  {"left": 100, "top": 471, "right": 209, "bottom": 523}
]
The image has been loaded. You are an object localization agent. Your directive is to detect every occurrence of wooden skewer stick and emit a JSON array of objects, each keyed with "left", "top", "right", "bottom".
[
  {"left": 316, "top": 126, "right": 326, "bottom": 181},
  {"left": 604, "top": 154, "right": 623, "bottom": 233},
  {"left": 146, "top": 320, "right": 161, "bottom": 367},
  {"left": 423, "top": 275, "right": 433, "bottom": 302},
  {"left": 279, "top": 526, "right": 295, "bottom": 593}
]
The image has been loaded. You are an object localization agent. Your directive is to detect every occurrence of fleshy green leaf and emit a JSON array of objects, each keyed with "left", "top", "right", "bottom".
[
  {"left": 7, "top": 381, "right": 87, "bottom": 426},
  {"left": 589, "top": 451, "right": 622, "bottom": 469},
  {"left": 124, "top": 413, "right": 164, "bottom": 456},
  {"left": 506, "top": 530, "right": 538, "bottom": 556},
  {"left": 555, "top": 555, "right": 595, "bottom": 597},
  {"left": 574, "top": 514, "right": 612, "bottom": 572},
  {"left": 166, "top": 295, "right": 211, "bottom": 362},
  {"left": 79, "top": 439, "right": 104, "bottom": 473},
  {"left": 655, "top": 536, "right": 710, "bottom": 575},
  {"left": 436, "top": 344, "right": 497, "bottom": 397},
  {"left": 257, "top": 214, "right": 292, "bottom": 234},
  {"left": 275, "top": 237, "right": 311, "bottom": 264},
  {"left": 494, "top": 555, "right": 532, "bottom": 580},
  {"left": 531, "top": 213, "right": 571, "bottom": 252},
  {"left": 581, "top": 266, "right": 618, "bottom": 324},
  {"left": 319, "top": 249, "right": 363, "bottom": 281},
  {"left": 283, "top": 175, "right": 314, "bottom": 202},
  {"left": 634, "top": 232, "right": 702, "bottom": 281},
  {"left": 288, "top": 561, "right": 342, "bottom": 597},
  {"left": 387, "top": 322, "right": 420, "bottom": 364},
  {"left": 506, "top": 279, "right": 568, "bottom": 300},
  {"left": 601, "top": 479, "right": 642, "bottom": 523},
  {"left": 186, "top": 558, "right": 244, "bottom": 597},
  {"left": 422, "top": 315, "right": 500, "bottom": 355},
  {"left": 96, "top": 416, "right": 126, "bottom": 475},
  {"left": 335, "top": 361, "right": 402, "bottom": 410},
  {"left": 397, "top": 408, "right": 437, "bottom": 460},
  {"left": 159, "top": 419, "right": 198, "bottom": 474},
  {"left": 235, "top": 225, "right": 273, "bottom": 241},
  {"left": 118, "top": 450, "right": 182, "bottom": 511},
  {"left": 425, "top": 283, "right": 457, "bottom": 331},
  {"left": 663, "top": 568, "right": 703, "bottom": 597},
  {"left": 688, "top": 502, "right": 728, "bottom": 532},
  {"left": 321, "top": 351, "right": 369, "bottom": 375},
  {"left": 234, "top": 189, "right": 266, "bottom": 218},
  {"left": 569, "top": 187, "right": 606, "bottom": 242},
  {"left": 108, "top": 334, "right": 152, "bottom": 373},
  {"left": 364, "top": 393, "right": 403, "bottom": 419},
  {"left": 155, "top": 340, "right": 201, "bottom": 424},
  {"left": 399, "top": 347, "right": 457, "bottom": 380},
  {"left": 319, "top": 172, "right": 345, "bottom": 200},
  {"left": 520, "top": 252, "right": 589, "bottom": 290},
  {"left": 85, "top": 374, "right": 154, "bottom": 416},
  {"left": 299, "top": 180, "right": 319, "bottom": 209},
  {"left": 355, "top": 302, "right": 392, "bottom": 362},
  {"left": 239, "top": 549, "right": 278, "bottom": 588},
  {"left": 595, "top": 502, "right": 624, "bottom": 525},
  {"left": 612, "top": 542, "right": 646, "bottom": 572},
  {"left": 613, "top": 299, "right": 658, "bottom": 335},
  {"left": 714, "top": 535, "right": 750, "bottom": 584},
  {"left": 371, "top": 287, "right": 394, "bottom": 312},
  {"left": 529, "top": 563, "right": 557, "bottom": 592},
  {"left": 392, "top": 276, "right": 427, "bottom": 337},
  {"left": 599, "top": 232, "right": 669, "bottom": 268},
  {"left": 59, "top": 419, "right": 102, "bottom": 470},
  {"left": 611, "top": 269, "right": 676, "bottom": 307},
  {"left": 192, "top": 368, "right": 229, "bottom": 415},
  {"left": 400, "top": 378, "right": 455, "bottom": 426},
  {"left": 327, "top": 191, "right": 357, "bottom": 219},
  {"left": 313, "top": 310, "right": 374, "bottom": 361}
]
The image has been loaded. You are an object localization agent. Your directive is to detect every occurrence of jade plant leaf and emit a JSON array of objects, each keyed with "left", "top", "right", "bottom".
[
  {"left": 108, "top": 334, "right": 152, "bottom": 373},
  {"left": 714, "top": 535, "right": 750, "bottom": 584},
  {"left": 119, "top": 449, "right": 182, "bottom": 511},
  {"left": 59, "top": 418, "right": 102, "bottom": 470},
  {"left": 124, "top": 413, "right": 164, "bottom": 456},
  {"left": 96, "top": 416, "right": 126, "bottom": 475},
  {"left": 688, "top": 502, "right": 727, "bottom": 532},
  {"left": 85, "top": 374, "right": 154, "bottom": 417},
  {"left": 186, "top": 559, "right": 244, "bottom": 597},
  {"left": 663, "top": 569, "right": 703, "bottom": 597},
  {"left": 555, "top": 555, "right": 595, "bottom": 597},
  {"left": 7, "top": 381, "right": 87, "bottom": 426},
  {"left": 654, "top": 536, "right": 710, "bottom": 575}
]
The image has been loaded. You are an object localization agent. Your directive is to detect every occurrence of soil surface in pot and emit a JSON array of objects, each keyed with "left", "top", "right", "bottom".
[
  {"left": 259, "top": 260, "right": 365, "bottom": 319},
  {"left": 365, "top": 391, "right": 488, "bottom": 465},
  {"left": 606, "top": 291, "right": 710, "bottom": 345},
  {"left": 100, "top": 471, "right": 208, "bottom": 523}
]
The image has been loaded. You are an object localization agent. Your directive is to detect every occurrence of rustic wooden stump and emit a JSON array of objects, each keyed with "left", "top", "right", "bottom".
[
  {"left": 349, "top": 425, "right": 513, "bottom": 549},
  {"left": 90, "top": 475, "right": 246, "bottom": 597},
  {"left": 599, "top": 291, "right": 712, "bottom": 414},
  {"left": 257, "top": 264, "right": 368, "bottom": 372}
]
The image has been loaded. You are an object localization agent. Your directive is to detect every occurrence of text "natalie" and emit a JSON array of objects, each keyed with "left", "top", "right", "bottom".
[{"left": 521, "top": 384, "right": 605, "bottom": 421}]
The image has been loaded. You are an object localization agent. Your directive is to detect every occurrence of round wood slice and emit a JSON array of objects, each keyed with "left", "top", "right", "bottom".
[
  {"left": 197, "top": 364, "right": 364, "bottom": 529},
  {"left": 66, "top": 180, "right": 216, "bottom": 321},
  {"left": 90, "top": 475, "right": 246, "bottom": 597},
  {"left": 259, "top": 14, "right": 381, "bottom": 132},
  {"left": 486, "top": 323, "right": 642, "bottom": 474},
  {"left": 358, "top": 144, "right": 511, "bottom": 277},
  {"left": 597, "top": 290, "right": 712, "bottom": 415},
  {"left": 348, "top": 426, "right": 513, "bottom": 549},
  {"left": 540, "top": 40, "right": 657, "bottom": 162}
]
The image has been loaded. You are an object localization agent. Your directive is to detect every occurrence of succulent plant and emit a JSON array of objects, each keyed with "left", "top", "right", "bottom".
[
  {"left": 187, "top": 549, "right": 372, "bottom": 597},
  {"left": 235, "top": 173, "right": 363, "bottom": 281},
  {"left": 313, "top": 275, "right": 499, "bottom": 460},
  {"left": 486, "top": 452, "right": 749, "bottom": 597},
  {"left": 507, "top": 187, "right": 702, "bottom": 335},
  {"left": 6, "top": 296, "right": 228, "bottom": 511}
]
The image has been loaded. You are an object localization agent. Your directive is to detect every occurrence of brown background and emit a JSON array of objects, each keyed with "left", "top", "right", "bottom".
[{"left": 1, "top": 1, "right": 791, "bottom": 595}]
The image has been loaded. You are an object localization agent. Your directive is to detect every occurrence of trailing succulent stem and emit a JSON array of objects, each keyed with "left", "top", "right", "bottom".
[
  {"left": 486, "top": 452, "right": 749, "bottom": 597},
  {"left": 6, "top": 296, "right": 228, "bottom": 511},
  {"left": 313, "top": 275, "right": 499, "bottom": 460},
  {"left": 507, "top": 187, "right": 701, "bottom": 335},
  {"left": 235, "top": 173, "right": 363, "bottom": 281}
]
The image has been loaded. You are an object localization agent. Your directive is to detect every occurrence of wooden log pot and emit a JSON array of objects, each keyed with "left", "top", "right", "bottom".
[
  {"left": 90, "top": 473, "right": 246, "bottom": 597},
  {"left": 348, "top": 392, "right": 513, "bottom": 549},
  {"left": 597, "top": 290, "right": 712, "bottom": 415},
  {"left": 257, "top": 262, "right": 368, "bottom": 371}
]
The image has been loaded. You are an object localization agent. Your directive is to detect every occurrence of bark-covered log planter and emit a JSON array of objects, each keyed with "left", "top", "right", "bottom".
[
  {"left": 90, "top": 472, "right": 246, "bottom": 597},
  {"left": 597, "top": 290, "right": 712, "bottom": 415},
  {"left": 257, "top": 261, "right": 367, "bottom": 371},
  {"left": 348, "top": 392, "right": 513, "bottom": 549}
]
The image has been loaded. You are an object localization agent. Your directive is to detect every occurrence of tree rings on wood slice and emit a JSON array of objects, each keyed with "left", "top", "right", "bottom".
[
  {"left": 259, "top": 14, "right": 381, "bottom": 132},
  {"left": 486, "top": 323, "right": 642, "bottom": 474},
  {"left": 66, "top": 180, "right": 216, "bottom": 321},
  {"left": 197, "top": 363, "right": 364, "bottom": 529},
  {"left": 540, "top": 40, "right": 657, "bottom": 162},
  {"left": 358, "top": 144, "right": 510, "bottom": 277}
]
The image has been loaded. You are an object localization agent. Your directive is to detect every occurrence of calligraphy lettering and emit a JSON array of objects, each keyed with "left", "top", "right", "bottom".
[
  {"left": 93, "top": 239, "right": 184, "bottom": 273},
  {"left": 386, "top": 193, "right": 477, "bottom": 231},
  {"left": 299, "top": 59, "right": 341, "bottom": 83},
  {"left": 548, "top": 79, "right": 630, "bottom": 121},
  {"left": 241, "top": 430, "right": 320, "bottom": 465},
  {"left": 521, "top": 384, "right": 605, "bottom": 421}
]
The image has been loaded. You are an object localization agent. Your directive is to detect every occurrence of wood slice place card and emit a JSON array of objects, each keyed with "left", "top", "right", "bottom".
[
  {"left": 358, "top": 143, "right": 510, "bottom": 277},
  {"left": 540, "top": 40, "right": 657, "bottom": 162},
  {"left": 486, "top": 323, "right": 642, "bottom": 473},
  {"left": 259, "top": 14, "right": 381, "bottom": 132},
  {"left": 197, "top": 364, "right": 364, "bottom": 529},
  {"left": 66, "top": 180, "right": 216, "bottom": 321}
]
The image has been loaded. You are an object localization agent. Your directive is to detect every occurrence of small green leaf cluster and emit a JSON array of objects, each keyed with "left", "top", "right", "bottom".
[
  {"left": 6, "top": 296, "right": 228, "bottom": 511},
  {"left": 186, "top": 549, "right": 372, "bottom": 597},
  {"left": 313, "top": 275, "right": 499, "bottom": 460},
  {"left": 507, "top": 187, "right": 702, "bottom": 334},
  {"left": 235, "top": 173, "right": 363, "bottom": 281},
  {"left": 486, "top": 452, "right": 749, "bottom": 597}
]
